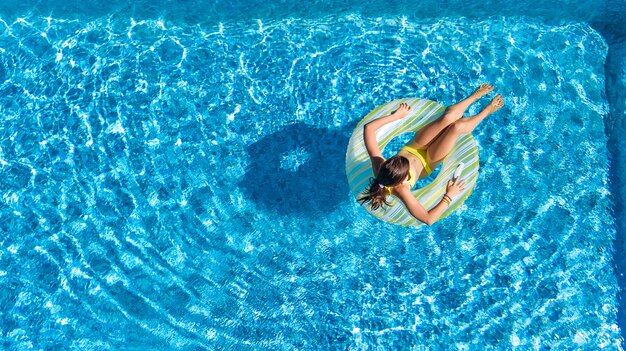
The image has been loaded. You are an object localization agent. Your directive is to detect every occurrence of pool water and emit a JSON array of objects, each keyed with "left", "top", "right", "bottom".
[{"left": 0, "top": 2, "right": 624, "bottom": 350}]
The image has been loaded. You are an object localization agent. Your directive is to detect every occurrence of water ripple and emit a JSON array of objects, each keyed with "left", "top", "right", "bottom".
[{"left": 0, "top": 13, "right": 619, "bottom": 350}]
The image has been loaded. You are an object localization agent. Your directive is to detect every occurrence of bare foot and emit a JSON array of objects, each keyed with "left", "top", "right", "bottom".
[
  {"left": 487, "top": 94, "right": 505, "bottom": 113},
  {"left": 392, "top": 102, "right": 412, "bottom": 119},
  {"left": 471, "top": 83, "right": 494, "bottom": 100}
]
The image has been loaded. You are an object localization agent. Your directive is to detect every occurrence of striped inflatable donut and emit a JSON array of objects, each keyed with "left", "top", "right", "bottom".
[{"left": 346, "top": 98, "right": 479, "bottom": 227}]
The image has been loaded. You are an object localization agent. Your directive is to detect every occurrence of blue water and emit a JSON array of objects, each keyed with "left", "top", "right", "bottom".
[{"left": 0, "top": 1, "right": 624, "bottom": 350}]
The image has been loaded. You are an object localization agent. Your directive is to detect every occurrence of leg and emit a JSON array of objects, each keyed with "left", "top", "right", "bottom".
[
  {"left": 426, "top": 95, "right": 504, "bottom": 165},
  {"left": 410, "top": 84, "right": 494, "bottom": 149}
]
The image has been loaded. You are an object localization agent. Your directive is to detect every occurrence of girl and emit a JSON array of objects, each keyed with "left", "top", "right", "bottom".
[{"left": 358, "top": 84, "right": 504, "bottom": 225}]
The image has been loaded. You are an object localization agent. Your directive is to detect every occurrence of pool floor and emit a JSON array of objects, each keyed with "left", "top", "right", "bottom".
[{"left": 0, "top": 7, "right": 623, "bottom": 351}]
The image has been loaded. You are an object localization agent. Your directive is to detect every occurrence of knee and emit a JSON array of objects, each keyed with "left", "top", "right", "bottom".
[
  {"left": 449, "top": 121, "right": 464, "bottom": 133},
  {"left": 450, "top": 120, "right": 472, "bottom": 134},
  {"left": 442, "top": 108, "right": 460, "bottom": 122}
]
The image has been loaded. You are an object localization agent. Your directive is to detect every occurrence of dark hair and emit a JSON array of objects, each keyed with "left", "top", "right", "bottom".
[{"left": 358, "top": 156, "right": 410, "bottom": 210}]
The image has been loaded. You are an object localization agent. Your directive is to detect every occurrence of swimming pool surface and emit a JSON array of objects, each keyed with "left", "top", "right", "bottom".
[{"left": 0, "top": 1, "right": 624, "bottom": 350}]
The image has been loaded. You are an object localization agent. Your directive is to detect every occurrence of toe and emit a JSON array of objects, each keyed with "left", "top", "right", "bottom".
[
  {"left": 476, "top": 83, "right": 494, "bottom": 96},
  {"left": 494, "top": 95, "right": 504, "bottom": 108}
]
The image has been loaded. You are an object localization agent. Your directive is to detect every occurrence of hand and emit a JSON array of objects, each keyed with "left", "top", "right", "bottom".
[
  {"left": 392, "top": 103, "right": 411, "bottom": 119},
  {"left": 445, "top": 177, "right": 466, "bottom": 199}
]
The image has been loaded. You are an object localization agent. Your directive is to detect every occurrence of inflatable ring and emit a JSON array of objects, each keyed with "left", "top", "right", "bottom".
[{"left": 345, "top": 98, "right": 479, "bottom": 227}]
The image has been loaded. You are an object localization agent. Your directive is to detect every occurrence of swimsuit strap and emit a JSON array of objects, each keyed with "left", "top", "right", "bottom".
[{"left": 384, "top": 169, "right": 417, "bottom": 195}]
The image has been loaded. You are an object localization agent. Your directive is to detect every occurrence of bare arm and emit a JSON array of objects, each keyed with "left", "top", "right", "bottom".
[
  {"left": 395, "top": 178, "right": 466, "bottom": 226},
  {"left": 363, "top": 103, "right": 411, "bottom": 174},
  {"left": 395, "top": 186, "right": 449, "bottom": 226}
]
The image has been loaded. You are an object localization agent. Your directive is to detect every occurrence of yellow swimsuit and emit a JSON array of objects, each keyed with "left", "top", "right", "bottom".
[
  {"left": 383, "top": 145, "right": 433, "bottom": 195},
  {"left": 400, "top": 145, "right": 433, "bottom": 175}
]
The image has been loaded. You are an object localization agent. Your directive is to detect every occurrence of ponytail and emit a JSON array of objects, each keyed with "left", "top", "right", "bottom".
[{"left": 358, "top": 178, "right": 391, "bottom": 210}]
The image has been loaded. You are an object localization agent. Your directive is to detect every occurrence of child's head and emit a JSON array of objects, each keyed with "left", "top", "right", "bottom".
[{"left": 358, "top": 155, "right": 410, "bottom": 210}]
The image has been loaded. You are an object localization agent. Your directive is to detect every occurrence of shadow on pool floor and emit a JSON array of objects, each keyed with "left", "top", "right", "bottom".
[{"left": 239, "top": 123, "right": 352, "bottom": 217}]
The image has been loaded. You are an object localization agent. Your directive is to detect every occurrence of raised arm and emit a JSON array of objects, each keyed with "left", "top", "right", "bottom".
[
  {"left": 363, "top": 103, "right": 411, "bottom": 174},
  {"left": 395, "top": 177, "right": 466, "bottom": 225}
]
